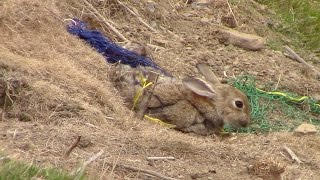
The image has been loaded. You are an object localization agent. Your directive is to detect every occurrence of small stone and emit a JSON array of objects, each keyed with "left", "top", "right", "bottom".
[
  {"left": 79, "top": 137, "right": 93, "bottom": 148},
  {"left": 217, "top": 29, "right": 265, "bottom": 51},
  {"left": 182, "top": 13, "right": 196, "bottom": 17},
  {"left": 123, "top": 42, "right": 147, "bottom": 56},
  {"left": 208, "top": 169, "right": 216, "bottom": 174},
  {"left": 200, "top": 17, "right": 210, "bottom": 24},
  {"left": 193, "top": 0, "right": 212, "bottom": 6},
  {"left": 19, "top": 112, "right": 33, "bottom": 122},
  {"left": 251, "top": 71, "right": 259, "bottom": 76},
  {"left": 221, "top": 15, "right": 237, "bottom": 28},
  {"left": 313, "top": 94, "right": 320, "bottom": 101},
  {"left": 150, "top": 20, "right": 157, "bottom": 28},
  {"left": 146, "top": 1, "right": 156, "bottom": 13},
  {"left": 191, "top": 0, "right": 213, "bottom": 9},
  {"left": 232, "top": 59, "right": 240, "bottom": 65},
  {"left": 294, "top": 123, "right": 317, "bottom": 135}
]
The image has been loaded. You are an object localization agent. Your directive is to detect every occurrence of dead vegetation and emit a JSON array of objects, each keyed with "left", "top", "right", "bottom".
[{"left": 0, "top": 0, "right": 320, "bottom": 179}]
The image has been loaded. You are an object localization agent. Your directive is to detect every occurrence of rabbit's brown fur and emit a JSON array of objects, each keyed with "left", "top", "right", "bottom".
[{"left": 111, "top": 63, "right": 250, "bottom": 135}]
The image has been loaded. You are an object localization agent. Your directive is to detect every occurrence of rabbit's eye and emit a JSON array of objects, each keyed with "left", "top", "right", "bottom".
[{"left": 234, "top": 100, "right": 243, "bottom": 108}]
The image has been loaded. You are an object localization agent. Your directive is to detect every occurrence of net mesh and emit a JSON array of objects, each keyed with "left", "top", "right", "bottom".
[
  {"left": 66, "top": 18, "right": 168, "bottom": 74},
  {"left": 226, "top": 76, "right": 320, "bottom": 133}
]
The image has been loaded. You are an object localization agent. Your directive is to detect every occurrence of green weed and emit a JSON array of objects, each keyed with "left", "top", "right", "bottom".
[
  {"left": 0, "top": 156, "right": 85, "bottom": 180},
  {"left": 256, "top": 0, "right": 320, "bottom": 51}
]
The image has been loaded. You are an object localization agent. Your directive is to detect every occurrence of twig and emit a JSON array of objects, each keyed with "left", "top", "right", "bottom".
[
  {"left": 284, "top": 45, "right": 320, "bottom": 78},
  {"left": 13, "top": 129, "right": 17, "bottom": 139},
  {"left": 82, "top": 0, "right": 128, "bottom": 41},
  {"left": 274, "top": 72, "right": 282, "bottom": 90},
  {"left": 223, "top": 71, "right": 229, "bottom": 78},
  {"left": 106, "top": 116, "right": 115, "bottom": 120},
  {"left": 74, "top": 150, "right": 104, "bottom": 176},
  {"left": 166, "top": 0, "right": 176, "bottom": 11},
  {"left": 106, "top": 162, "right": 177, "bottom": 180},
  {"left": 146, "top": 43, "right": 165, "bottom": 51},
  {"left": 159, "top": 26, "right": 180, "bottom": 39},
  {"left": 226, "top": 0, "right": 238, "bottom": 27},
  {"left": 0, "top": 130, "right": 28, "bottom": 137},
  {"left": 147, "top": 156, "right": 175, "bottom": 160},
  {"left": 84, "top": 150, "right": 104, "bottom": 166},
  {"left": 283, "top": 145, "right": 302, "bottom": 164},
  {"left": 116, "top": 0, "right": 157, "bottom": 32},
  {"left": 184, "top": 0, "right": 190, "bottom": 7},
  {"left": 84, "top": 122, "right": 100, "bottom": 129},
  {"left": 0, "top": 156, "right": 10, "bottom": 161},
  {"left": 64, "top": 136, "right": 81, "bottom": 158}
]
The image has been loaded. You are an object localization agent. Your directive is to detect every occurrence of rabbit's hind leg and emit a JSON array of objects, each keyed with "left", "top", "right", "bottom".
[{"left": 180, "top": 123, "right": 212, "bottom": 135}]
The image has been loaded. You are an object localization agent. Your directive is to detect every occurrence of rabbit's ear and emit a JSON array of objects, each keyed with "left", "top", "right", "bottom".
[
  {"left": 196, "top": 63, "right": 221, "bottom": 85},
  {"left": 182, "top": 77, "right": 216, "bottom": 98}
]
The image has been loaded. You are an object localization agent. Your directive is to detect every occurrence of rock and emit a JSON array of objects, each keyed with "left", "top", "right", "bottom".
[
  {"left": 150, "top": 20, "right": 157, "bottom": 28},
  {"left": 221, "top": 15, "right": 237, "bottom": 28},
  {"left": 200, "top": 17, "right": 210, "bottom": 24},
  {"left": 193, "top": 0, "right": 212, "bottom": 5},
  {"left": 217, "top": 29, "right": 265, "bottom": 51},
  {"left": 313, "top": 94, "right": 320, "bottom": 102},
  {"left": 294, "top": 123, "right": 317, "bottom": 135},
  {"left": 19, "top": 112, "right": 33, "bottom": 122},
  {"left": 191, "top": 0, "right": 213, "bottom": 9},
  {"left": 123, "top": 42, "right": 147, "bottom": 56},
  {"left": 146, "top": 1, "right": 156, "bottom": 13},
  {"left": 79, "top": 137, "right": 93, "bottom": 148},
  {"left": 247, "top": 157, "right": 285, "bottom": 180},
  {"left": 182, "top": 12, "right": 197, "bottom": 17}
]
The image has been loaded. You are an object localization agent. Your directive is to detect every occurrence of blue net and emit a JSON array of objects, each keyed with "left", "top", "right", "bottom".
[{"left": 66, "top": 18, "right": 166, "bottom": 73}]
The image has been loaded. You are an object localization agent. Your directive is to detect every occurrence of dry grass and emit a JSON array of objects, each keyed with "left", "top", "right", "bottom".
[{"left": 0, "top": 0, "right": 320, "bottom": 179}]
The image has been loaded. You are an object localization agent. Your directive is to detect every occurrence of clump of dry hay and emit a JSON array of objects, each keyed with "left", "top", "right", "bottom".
[
  {"left": 248, "top": 156, "right": 285, "bottom": 180},
  {"left": 1, "top": 0, "right": 320, "bottom": 179},
  {"left": 0, "top": 0, "right": 134, "bottom": 127}
]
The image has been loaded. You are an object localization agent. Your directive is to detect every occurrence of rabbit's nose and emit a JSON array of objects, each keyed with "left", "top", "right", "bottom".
[{"left": 239, "top": 119, "right": 249, "bottom": 127}]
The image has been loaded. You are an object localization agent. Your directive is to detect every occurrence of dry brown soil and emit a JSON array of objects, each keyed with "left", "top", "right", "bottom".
[{"left": 0, "top": 0, "right": 320, "bottom": 179}]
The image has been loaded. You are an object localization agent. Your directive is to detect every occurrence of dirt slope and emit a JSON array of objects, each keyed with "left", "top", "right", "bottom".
[{"left": 0, "top": 0, "right": 320, "bottom": 179}]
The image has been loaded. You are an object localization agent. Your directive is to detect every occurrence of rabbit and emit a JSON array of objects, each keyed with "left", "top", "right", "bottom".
[{"left": 111, "top": 63, "right": 250, "bottom": 135}]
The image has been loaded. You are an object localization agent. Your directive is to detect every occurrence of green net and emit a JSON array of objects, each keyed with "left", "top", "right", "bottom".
[{"left": 224, "top": 76, "right": 320, "bottom": 133}]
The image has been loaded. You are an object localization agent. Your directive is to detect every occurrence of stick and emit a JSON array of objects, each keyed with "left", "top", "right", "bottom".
[
  {"left": 283, "top": 145, "right": 302, "bottom": 164},
  {"left": 74, "top": 150, "right": 104, "bottom": 176},
  {"left": 284, "top": 45, "right": 320, "bottom": 78},
  {"left": 106, "top": 116, "right": 115, "bottom": 120},
  {"left": 159, "top": 26, "right": 181, "bottom": 40},
  {"left": 0, "top": 156, "right": 10, "bottom": 161},
  {"left": 64, "top": 136, "right": 81, "bottom": 158},
  {"left": 116, "top": 0, "right": 157, "bottom": 32},
  {"left": 82, "top": 0, "right": 128, "bottom": 41},
  {"left": 84, "top": 123, "right": 100, "bottom": 129},
  {"left": 84, "top": 150, "right": 104, "bottom": 166},
  {"left": 147, "top": 156, "right": 175, "bottom": 160},
  {"left": 226, "top": 0, "right": 238, "bottom": 27},
  {"left": 107, "top": 162, "right": 177, "bottom": 180},
  {"left": 146, "top": 43, "right": 165, "bottom": 50},
  {"left": 274, "top": 72, "right": 282, "bottom": 90}
]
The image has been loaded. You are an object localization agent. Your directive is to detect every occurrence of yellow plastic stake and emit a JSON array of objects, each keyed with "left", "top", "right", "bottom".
[
  {"left": 132, "top": 74, "right": 153, "bottom": 110},
  {"left": 144, "top": 115, "right": 176, "bottom": 128}
]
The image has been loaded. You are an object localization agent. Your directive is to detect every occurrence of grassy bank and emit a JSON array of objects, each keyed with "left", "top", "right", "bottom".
[
  {"left": 257, "top": 0, "right": 320, "bottom": 51},
  {"left": 0, "top": 155, "right": 84, "bottom": 180}
]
